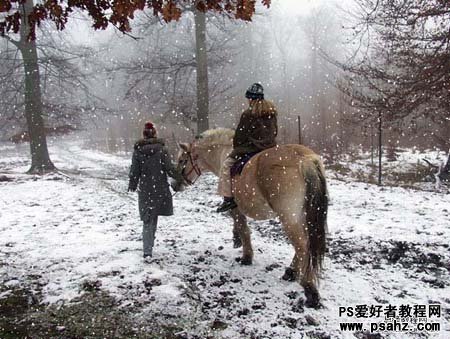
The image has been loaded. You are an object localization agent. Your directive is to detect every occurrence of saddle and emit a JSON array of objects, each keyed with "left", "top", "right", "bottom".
[{"left": 230, "top": 152, "right": 259, "bottom": 178}]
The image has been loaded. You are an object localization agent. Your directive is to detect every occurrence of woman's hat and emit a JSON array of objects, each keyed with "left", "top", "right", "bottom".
[
  {"left": 143, "top": 121, "right": 156, "bottom": 138},
  {"left": 144, "top": 121, "right": 154, "bottom": 130}
]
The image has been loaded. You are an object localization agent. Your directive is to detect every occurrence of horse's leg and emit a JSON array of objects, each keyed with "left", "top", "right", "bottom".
[
  {"left": 296, "top": 216, "right": 320, "bottom": 309},
  {"left": 282, "top": 256, "right": 299, "bottom": 282},
  {"left": 230, "top": 208, "right": 253, "bottom": 265},
  {"left": 280, "top": 214, "right": 320, "bottom": 308},
  {"left": 297, "top": 158, "right": 327, "bottom": 308},
  {"left": 230, "top": 210, "right": 242, "bottom": 248}
]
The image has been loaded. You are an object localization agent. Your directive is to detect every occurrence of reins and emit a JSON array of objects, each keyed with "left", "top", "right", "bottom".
[
  {"left": 182, "top": 152, "right": 202, "bottom": 185},
  {"left": 172, "top": 152, "right": 202, "bottom": 197},
  {"left": 172, "top": 151, "right": 201, "bottom": 198}
]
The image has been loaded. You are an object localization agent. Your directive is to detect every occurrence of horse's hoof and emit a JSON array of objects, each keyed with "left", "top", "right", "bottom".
[
  {"left": 292, "top": 298, "right": 305, "bottom": 313},
  {"left": 282, "top": 267, "right": 297, "bottom": 281},
  {"left": 240, "top": 257, "right": 253, "bottom": 265},
  {"left": 233, "top": 237, "right": 242, "bottom": 248},
  {"left": 305, "top": 297, "right": 321, "bottom": 309},
  {"left": 304, "top": 286, "right": 321, "bottom": 309}
]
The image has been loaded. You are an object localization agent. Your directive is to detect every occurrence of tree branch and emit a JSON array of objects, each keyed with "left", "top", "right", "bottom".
[{"left": 1, "top": 34, "right": 20, "bottom": 48}]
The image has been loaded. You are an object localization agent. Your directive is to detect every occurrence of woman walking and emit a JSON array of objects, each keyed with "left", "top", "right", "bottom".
[{"left": 128, "top": 121, "right": 182, "bottom": 260}]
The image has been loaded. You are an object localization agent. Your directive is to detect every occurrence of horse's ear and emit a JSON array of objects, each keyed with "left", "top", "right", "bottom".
[{"left": 178, "top": 142, "right": 191, "bottom": 152}]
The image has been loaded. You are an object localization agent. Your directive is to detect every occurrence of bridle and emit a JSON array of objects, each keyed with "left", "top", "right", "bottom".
[{"left": 180, "top": 151, "right": 202, "bottom": 185}]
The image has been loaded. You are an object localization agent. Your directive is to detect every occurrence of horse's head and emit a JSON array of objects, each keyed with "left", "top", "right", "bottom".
[{"left": 177, "top": 142, "right": 202, "bottom": 186}]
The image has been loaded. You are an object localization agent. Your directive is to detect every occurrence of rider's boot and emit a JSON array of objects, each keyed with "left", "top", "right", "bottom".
[{"left": 216, "top": 196, "right": 237, "bottom": 213}]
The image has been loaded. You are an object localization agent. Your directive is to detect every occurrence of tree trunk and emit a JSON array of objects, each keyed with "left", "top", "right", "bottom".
[
  {"left": 20, "top": 0, "right": 55, "bottom": 174},
  {"left": 194, "top": 8, "right": 209, "bottom": 134}
]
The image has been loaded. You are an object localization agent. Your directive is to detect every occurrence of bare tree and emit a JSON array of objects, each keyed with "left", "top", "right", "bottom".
[
  {"left": 112, "top": 12, "right": 239, "bottom": 137},
  {"left": 1, "top": 7, "right": 109, "bottom": 172},
  {"left": 328, "top": 0, "right": 450, "bottom": 184},
  {"left": 1, "top": 0, "right": 54, "bottom": 173},
  {"left": 299, "top": 4, "right": 343, "bottom": 153},
  {"left": 338, "top": 0, "right": 450, "bottom": 151}
]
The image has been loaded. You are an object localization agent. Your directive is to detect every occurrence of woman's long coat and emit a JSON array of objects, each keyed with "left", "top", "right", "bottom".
[
  {"left": 128, "top": 138, "right": 179, "bottom": 221},
  {"left": 230, "top": 106, "right": 278, "bottom": 160}
]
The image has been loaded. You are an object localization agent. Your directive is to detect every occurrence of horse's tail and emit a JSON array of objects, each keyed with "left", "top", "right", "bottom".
[{"left": 300, "top": 156, "right": 328, "bottom": 279}]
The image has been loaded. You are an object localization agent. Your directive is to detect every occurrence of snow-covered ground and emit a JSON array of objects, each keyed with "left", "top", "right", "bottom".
[
  {"left": 330, "top": 147, "right": 449, "bottom": 192},
  {"left": 1, "top": 139, "right": 449, "bottom": 338}
]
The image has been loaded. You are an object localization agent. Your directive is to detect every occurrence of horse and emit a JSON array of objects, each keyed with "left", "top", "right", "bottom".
[{"left": 176, "top": 128, "right": 328, "bottom": 308}]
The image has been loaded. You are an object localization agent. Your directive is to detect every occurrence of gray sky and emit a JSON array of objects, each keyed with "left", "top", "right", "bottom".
[{"left": 276, "top": 0, "right": 325, "bottom": 14}]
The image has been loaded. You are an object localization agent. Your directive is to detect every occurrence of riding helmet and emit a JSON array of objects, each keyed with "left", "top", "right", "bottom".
[{"left": 245, "top": 83, "right": 264, "bottom": 100}]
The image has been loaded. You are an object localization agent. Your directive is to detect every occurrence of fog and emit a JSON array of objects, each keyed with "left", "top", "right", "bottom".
[
  {"left": 1, "top": 0, "right": 448, "bottom": 157},
  {"left": 87, "top": 0, "right": 351, "bottom": 153}
]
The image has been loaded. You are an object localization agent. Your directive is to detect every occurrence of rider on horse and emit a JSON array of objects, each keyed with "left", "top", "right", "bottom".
[{"left": 217, "top": 83, "right": 278, "bottom": 212}]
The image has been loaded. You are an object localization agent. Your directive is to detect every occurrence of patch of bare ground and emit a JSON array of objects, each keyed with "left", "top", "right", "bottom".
[{"left": 0, "top": 273, "right": 195, "bottom": 339}]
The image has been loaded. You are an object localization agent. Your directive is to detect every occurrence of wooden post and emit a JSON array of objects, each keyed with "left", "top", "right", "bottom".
[
  {"left": 297, "top": 115, "right": 302, "bottom": 144},
  {"left": 378, "top": 111, "right": 382, "bottom": 186}
]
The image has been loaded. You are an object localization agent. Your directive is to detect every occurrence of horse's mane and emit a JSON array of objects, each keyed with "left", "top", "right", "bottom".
[{"left": 197, "top": 128, "right": 234, "bottom": 147}]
